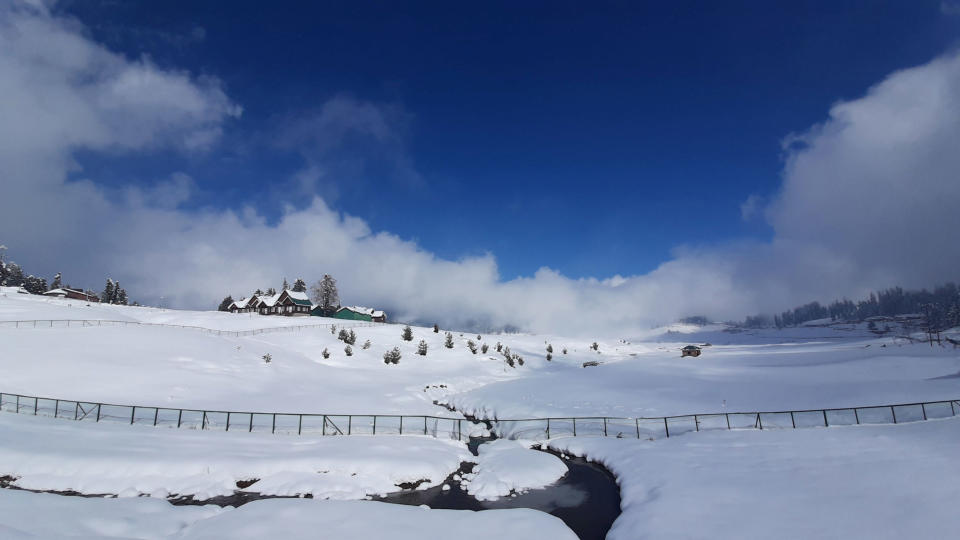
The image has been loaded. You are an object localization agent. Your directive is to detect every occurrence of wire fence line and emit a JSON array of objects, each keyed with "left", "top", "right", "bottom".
[
  {"left": 0, "top": 390, "right": 957, "bottom": 442},
  {"left": 0, "top": 319, "right": 384, "bottom": 337}
]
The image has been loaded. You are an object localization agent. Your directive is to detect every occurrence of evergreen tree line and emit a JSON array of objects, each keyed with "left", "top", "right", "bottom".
[
  {"left": 0, "top": 246, "right": 128, "bottom": 304},
  {"left": 741, "top": 283, "right": 960, "bottom": 330}
]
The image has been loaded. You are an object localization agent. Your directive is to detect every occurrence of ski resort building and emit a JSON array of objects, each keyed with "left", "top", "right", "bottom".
[
  {"left": 333, "top": 306, "right": 387, "bottom": 323},
  {"left": 42, "top": 288, "right": 100, "bottom": 303}
]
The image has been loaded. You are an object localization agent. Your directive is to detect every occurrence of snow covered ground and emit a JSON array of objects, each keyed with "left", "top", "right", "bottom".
[
  {"left": 0, "top": 489, "right": 577, "bottom": 540},
  {"left": 2, "top": 291, "right": 959, "bottom": 538},
  {"left": 549, "top": 417, "right": 960, "bottom": 540}
]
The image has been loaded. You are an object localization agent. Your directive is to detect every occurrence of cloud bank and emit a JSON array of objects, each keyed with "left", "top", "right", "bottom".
[{"left": 1, "top": 2, "right": 958, "bottom": 336}]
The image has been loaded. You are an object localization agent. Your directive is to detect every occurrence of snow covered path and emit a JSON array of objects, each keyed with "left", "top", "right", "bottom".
[{"left": 550, "top": 417, "right": 960, "bottom": 540}]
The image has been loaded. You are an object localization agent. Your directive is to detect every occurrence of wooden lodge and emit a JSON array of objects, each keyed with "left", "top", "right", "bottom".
[
  {"left": 43, "top": 288, "right": 100, "bottom": 303},
  {"left": 229, "top": 289, "right": 312, "bottom": 316},
  {"left": 681, "top": 345, "right": 702, "bottom": 358},
  {"left": 332, "top": 306, "right": 387, "bottom": 323}
]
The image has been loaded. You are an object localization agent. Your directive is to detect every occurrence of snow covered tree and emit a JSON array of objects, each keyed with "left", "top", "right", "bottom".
[
  {"left": 266, "top": 287, "right": 277, "bottom": 296},
  {"left": 322, "top": 348, "right": 330, "bottom": 359},
  {"left": 590, "top": 342, "right": 599, "bottom": 351},
  {"left": 218, "top": 296, "right": 234, "bottom": 311},
  {"left": 362, "top": 340, "right": 371, "bottom": 350},
  {"left": 282, "top": 278, "right": 290, "bottom": 291},
  {"left": 50, "top": 272, "right": 62, "bottom": 290},
  {"left": 495, "top": 342, "right": 502, "bottom": 352},
  {"left": 480, "top": 343, "right": 489, "bottom": 354},
  {"left": 433, "top": 324, "right": 439, "bottom": 333},
  {"left": 292, "top": 278, "right": 307, "bottom": 292},
  {"left": 444, "top": 332, "right": 454, "bottom": 349},
  {"left": 3, "top": 262, "right": 24, "bottom": 287},
  {"left": 23, "top": 275, "right": 46, "bottom": 294},
  {"left": 338, "top": 328, "right": 349, "bottom": 342},
  {"left": 546, "top": 344, "right": 553, "bottom": 354},
  {"left": 344, "top": 345, "right": 353, "bottom": 357},
  {"left": 384, "top": 347, "right": 401, "bottom": 365},
  {"left": 417, "top": 339, "right": 428, "bottom": 355},
  {"left": 101, "top": 279, "right": 115, "bottom": 303},
  {"left": 401, "top": 325, "right": 413, "bottom": 341},
  {"left": 467, "top": 340, "right": 478, "bottom": 354},
  {"left": 346, "top": 330, "right": 357, "bottom": 345},
  {"left": 311, "top": 274, "right": 339, "bottom": 316}
]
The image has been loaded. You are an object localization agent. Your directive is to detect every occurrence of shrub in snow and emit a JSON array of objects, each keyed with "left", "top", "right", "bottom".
[
  {"left": 481, "top": 343, "right": 489, "bottom": 354},
  {"left": 417, "top": 340, "right": 428, "bottom": 356},
  {"left": 546, "top": 344, "right": 553, "bottom": 354},
  {"left": 591, "top": 342, "right": 599, "bottom": 351},
  {"left": 344, "top": 345, "right": 353, "bottom": 356},
  {"left": 338, "top": 329, "right": 349, "bottom": 341},
  {"left": 402, "top": 326, "right": 414, "bottom": 341},
  {"left": 562, "top": 348, "right": 567, "bottom": 354},
  {"left": 515, "top": 354, "right": 524, "bottom": 366},
  {"left": 362, "top": 340, "right": 371, "bottom": 350},
  {"left": 384, "top": 347, "right": 402, "bottom": 365},
  {"left": 467, "top": 340, "right": 478, "bottom": 354},
  {"left": 322, "top": 348, "right": 330, "bottom": 359},
  {"left": 445, "top": 332, "right": 454, "bottom": 349},
  {"left": 433, "top": 324, "right": 439, "bottom": 333},
  {"left": 496, "top": 342, "right": 502, "bottom": 352},
  {"left": 546, "top": 353, "right": 552, "bottom": 362},
  {"left": 346, "top": 329, "right": 357, "bottom": 345},
  {"left": 330, "top": 325, "right": 337, "bottom": 335},
  {"left": 262, "top": 353, "right": 272, "bottom": 363},
  {"left": 505, "top": 355, "right": 515, "bottom": 368}
]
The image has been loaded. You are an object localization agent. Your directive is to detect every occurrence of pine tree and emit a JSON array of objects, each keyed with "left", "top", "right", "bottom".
[
  {"left": 433, "top": 324, "right": 439, "bottom": 333},
  {"left": 481, "top": 343, "right": 489, "bottom": 354},
  {"left": 111, "top": 281, "right": 122, "bottom": 304},
  {"left": 444, "top": 332, "right": 454, "bottom": 349},
  {"left": 311, "top": 274, "right": 339, "bottom": 315},
  {"left": 50, "top": 272, "right": 62, "bottom": 290},
  {"left": 266, "top": 287, "right": 277, "bottom": 296},
  {"left": 322, "top": 348, "right": 330, "bottom": 359},
  {"left": 116, "top": 287, "right": 128, "bottom": 305},
  {"left": 347, "top": 329, "right": 357, "bottom": 345},
  {"left": 546, "top": 344, "right": 553, "bottom": 354},
  {"left": 282, "top": 278, "right": 290, "bottom": 291},
  {"left": 384, "top": 347, "right": 401, "bottom": 365},
  {"left": 467, "top": 340, "right": 478, "bottom": 354},
  {"left": 362, "top": 340, "right": 371, "bottom": 350},
  {"left": 338, "top": 328, "right": 349, "bottom": 341},
  {"left": 417, "top": 339, "right": 428, "bottom": 355},
  {"left": 401, "top": 325, "right": 414, "bottom": 341},
  {"left": 344, "top": 345, "right": 353, "bottom": 356},
  {"left": 218, "top": 296, "right": 234, "bottom": 311},
  {"left": 4, "top": 262, "right": 24, "bottom": 287},
  {"left": 101, "top": 279, "right": 114, "bottom": 304},
  {"left": 292, "top": 278, "right": 307, "bottom": 292}
]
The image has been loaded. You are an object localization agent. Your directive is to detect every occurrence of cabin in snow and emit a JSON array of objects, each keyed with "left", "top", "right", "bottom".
[
  {"left": 43, "top": 288, "right": 100, "bottom": 303},
  {"left": 333, "top": 306, "right": 387, "bottom": 323},
  {"left": 233, "top": 289, "right": 312, "bottom": 316},
  {"left": 681, "top": 345, "right": 702, "bottom": 358}
]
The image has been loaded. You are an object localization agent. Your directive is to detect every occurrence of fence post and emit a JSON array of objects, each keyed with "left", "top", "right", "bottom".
[
  {"left": 424, "top": 416, "right": 428, "bottom": 436},
  {"left": 726, "top": 413, "right": 731, "bottom": 429},
  {"left": 603, "top": 418, "right": 608, "bottom": 436},
  {"left": 399, "top": 416, "right": 403, "bottom": 435},
  {"left": 226, "top": 412, "right": 231, "bottom": 431},
  {"left": 663, "top": 417, "right": 669, "bottom": 438},
  {"left": 790, "top": 411, "right": 796, "bottom": 428},
  {"left": 272, "top": 414, "right": 276, "bottom": 434},
  {"left": 177, "top": 409, "right": 182, "bottom": 428},
  {"left": 952, "top": 401, "right": 956, "bottom": 416},
  {"left": 694, "top": 415, "right": 699, "bottom": 432},
  {"left": 202, "top": 411, "right": 207, "bottom": 430},
  {"left": 891, "top": 406, "right": 897, "bottom": 424},
  {"left": 249, "top": 414, "right": 254, "bottom": 433},
  {"left": 298, "top": 414, "right": 303, "bottom": 435},
  {"left": 348, "top": 415, "right": 352, "bottom": 435},
  {"left": 154, "top": 408, "right": 159, "bottom": 426},
  {"left": 921, "top": 403, "right": 927, "bottom": 421},
  {"left": 372, "top": 416, "right": 377, "bottom": 435},
  {"left": 15, "top": 394, "right": 19, "bottom": 413},
  {"left": 854, "top": 408, "right": 860, "bottom": 424},
  {"left": 130, "top": 406, "right": 136, "bottom": 425},
  {"left": 458, "top": 419, "right": 462, "bottom": 441},
  {"left": 54, "top": 399, "right": 59, "bottom": 418},
  {"left": 635, "top": 418, "right": 640, "bottom": 438},
  {"left": 97, "top": 404, "right": 101, "bottom": 422},
  {"left": 573, "top": 418, "right": 577, "bottom": 436},
  {"left": 757, "top": 413, "right": 763, "bottom": 430},
  {"left": 323, "top": 415, "right": 327, "bottom": 436},
  {"left": 74, "top": 402, "right": 79, "bottom": 420},
  {"left": 823, "top": 410, "right": 828, "bottom": 427},
  {"left": 547, "top": 418, "right": 551, "bottom": 439},
  {"left": 34, "top": 397, "right": 38, "bottom": 415}
]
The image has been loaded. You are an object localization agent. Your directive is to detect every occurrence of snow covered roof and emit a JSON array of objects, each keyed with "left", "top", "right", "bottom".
[
  {"left": 343, "top": 306, "right": 386, "bottom": 318},
  {"left": 230, "top": 297, "right": 251, "bottom": 309},
  {"left": 43, "top": 289, "right": 69, "bottom": 296},
  {"left": 286, "top": 290, "right": 309, "bottom": 301}
]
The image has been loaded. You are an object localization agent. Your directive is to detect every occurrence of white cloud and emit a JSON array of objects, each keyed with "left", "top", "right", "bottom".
[{"left": 1, "top": 1, "right": 958, "bottom": 337}]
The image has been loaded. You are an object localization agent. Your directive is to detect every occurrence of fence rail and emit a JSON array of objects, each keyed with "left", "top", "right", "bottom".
[
  {"left": 0, "top": 319, "right": 382, "bottom": 337},
  {"left": 0, "top": 390, "right": 957, "bottom": 442}
]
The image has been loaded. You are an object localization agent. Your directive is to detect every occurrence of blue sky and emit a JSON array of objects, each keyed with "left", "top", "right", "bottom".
[{"left": 58, "top": 1, "right": 960, "bottom": 280}]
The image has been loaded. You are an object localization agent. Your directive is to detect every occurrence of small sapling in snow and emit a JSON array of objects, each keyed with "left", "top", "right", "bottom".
[
  {"left": 445, "top": 332, "right": 454, "bottom": 349},
  {"left": 417, "top": 339, "right": 428, "bottom": 356},
  {"left": 481, "top": 343, "right": 489, "bottom": 354},
  {"left": 467, "top": 340, "right": 478, "bottom": 354},
  {"left": 384, "top": 347, "right": 402, "bottom": 365},
  {"left": 322, "top": 348, "right": 330, "bottom": 359},
  {"left": 402, "top": 325, "right": 414, "bottom": 341},
  {"left": 362, "top": 340, "right": 371, "bottom": 350},
  {"left": 344, "top": 345, "right": 353, "bottom": 356},
  {"left": 262, "top": 353, "right": 272, "bottom": 363}
]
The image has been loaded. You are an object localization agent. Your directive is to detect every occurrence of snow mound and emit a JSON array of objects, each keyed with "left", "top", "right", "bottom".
[{"left": 463, "top": 439, "right": 567, "bottom": 501}]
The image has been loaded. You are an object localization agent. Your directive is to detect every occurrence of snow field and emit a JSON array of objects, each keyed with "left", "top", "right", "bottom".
[
  {"left": 549, "top": 417, "right": 960, "bottom": 540},
  {"left": 0, "top": 489, "right": 578, "bottom": 540}
]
